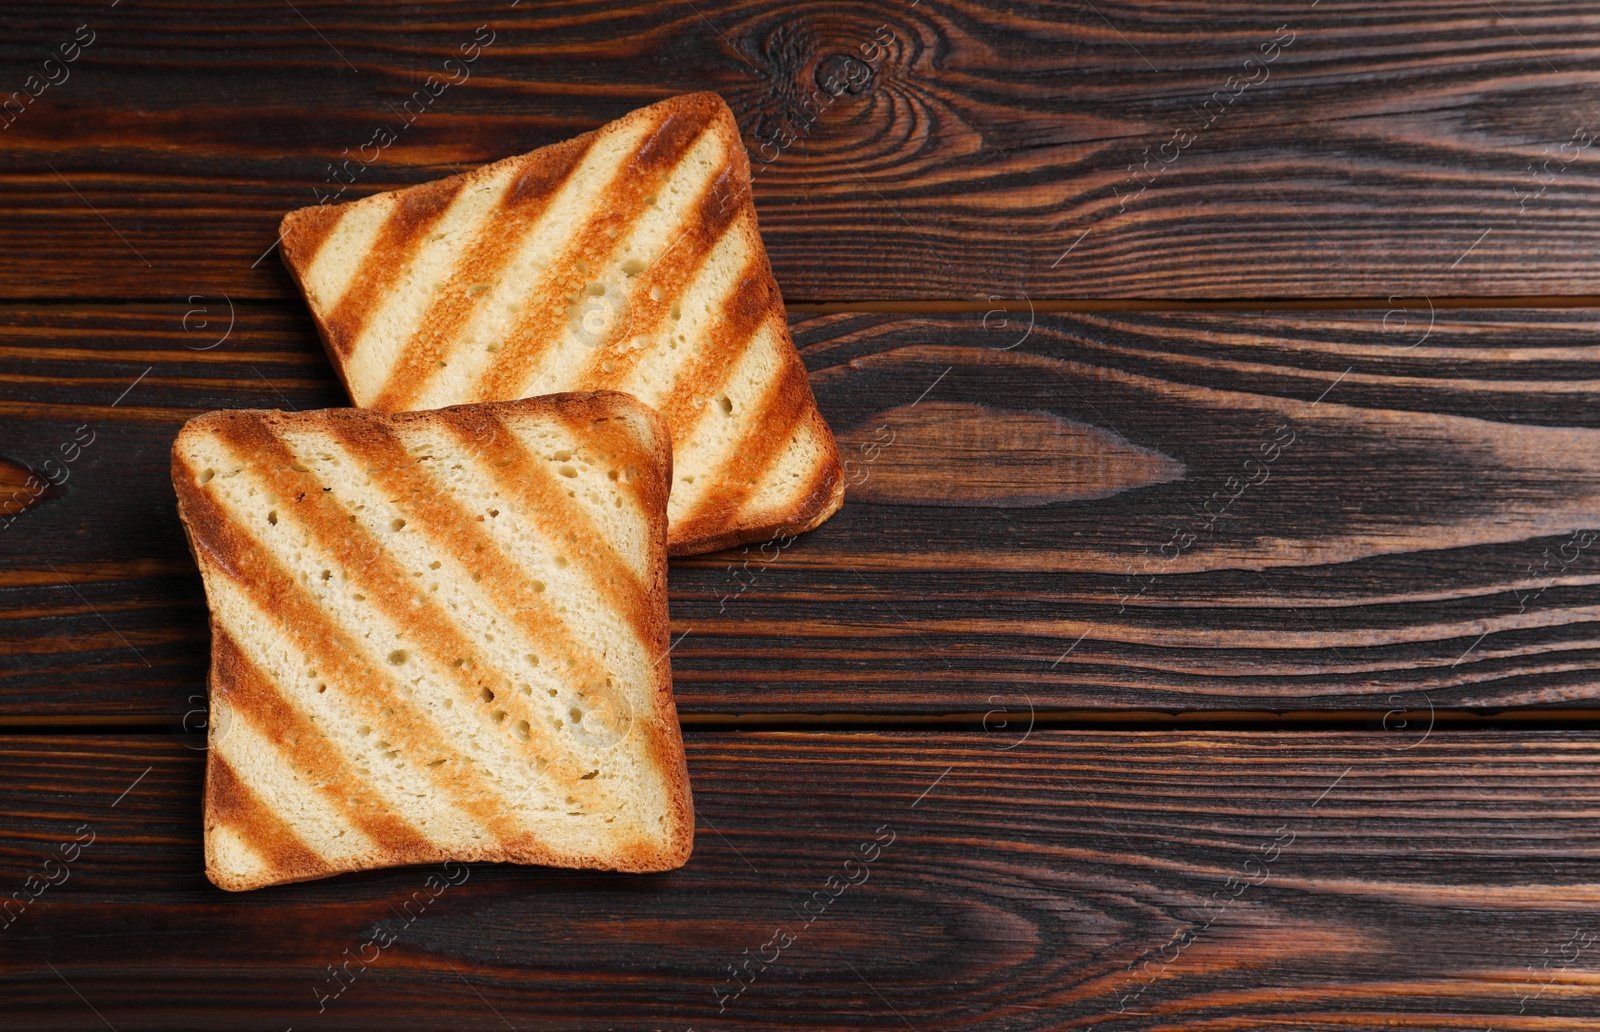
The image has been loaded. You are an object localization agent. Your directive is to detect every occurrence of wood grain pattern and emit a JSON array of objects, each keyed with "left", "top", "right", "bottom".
[
  {"left": 4, "top": 1, "right": 1600, "bottom": 299},
  {"left": 3, "top": 732, "right": 1600, "bottom": 1029},
  {"left": 836, "top": 401, "right": 1186, "bottom": 506},
  {"left": 7, "top": 304, "right": 1600, "bottom": 717}
]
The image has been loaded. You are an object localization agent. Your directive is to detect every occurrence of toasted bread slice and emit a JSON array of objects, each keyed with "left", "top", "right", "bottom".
[
  {"left": 279, "top": 92, "right": 844, "bottom": 556},
  {"left": 171, "top": 392, "right": 692, "bottom": 891}
]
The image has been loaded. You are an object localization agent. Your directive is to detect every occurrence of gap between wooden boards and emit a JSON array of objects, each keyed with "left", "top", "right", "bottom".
[
  {"left": 7, "top": 708, "right": 1600, "bottom": 735},
  {"left": 6, "top": 295, "right": 1600, "bottom": 313}
]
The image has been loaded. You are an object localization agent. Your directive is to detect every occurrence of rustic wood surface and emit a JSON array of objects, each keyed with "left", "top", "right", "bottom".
[
  {"left": 7, "top": 2, "right": 1600, "bottom": 1024},
  {"left": 5, "top": 1, "right": 1600, "bottom": 300},
  {"left": 6, "top": 303, "right": 1600, "bottom": 719},
  {"left": 3, "top": 732, "right": 1600, "bottom": 1030}
]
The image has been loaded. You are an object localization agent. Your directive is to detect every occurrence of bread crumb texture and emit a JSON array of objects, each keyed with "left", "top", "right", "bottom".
[
  {"left": 172, "top": 392, "right": 691, "bottom": 891},
  {"left": 280, "top": 92, "right": 844, "bottom": 556}
]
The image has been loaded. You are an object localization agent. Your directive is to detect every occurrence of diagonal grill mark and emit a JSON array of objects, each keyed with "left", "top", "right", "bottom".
[
  {"left": 436, "top": 403, "right": 680, "bottom": 802},
  {"left": 314, "top": 413, "right": 625, "bottom": 811},
  {"left": 583, "top": 160, "right": 749, "bottom": 395},
  {"left": 177, "top": 437, "right": 534, "bottom": 847},
  {"left": 653, "top": 253, "right": 772, "bottom": 432},
  {"left": 324, "top": 177, "right": 467, "bottom": 360},
  {"left": 674, "top": 338, "right": 816, "bottom": 543},
  {"left": 206, "top": 751, "right": 330, "bottom": 883},
  {"left": 279, "top": 204, "right": 343, "bottom": 284},
  {"left": 433, "top": 406, "right": 659, "bottom": 648},
  {"left": 475, "top": 103, "right": 722, "bottom": 404},
  {"left": 369, "top": 134, "right": 597, "bottom": 412},
  {"left": 212, "top": 628, "right": 440, "bottom": 857}
]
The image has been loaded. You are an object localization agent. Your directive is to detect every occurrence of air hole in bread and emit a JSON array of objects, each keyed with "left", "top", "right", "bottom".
[
  {"left": 199, "top": 468, "right": 215, "bottom": 484},
  {"left": 390, "top": 518, "right": 406, "bottom": 531},
  {"left": 718, "top": 396, "right": 733, "bottom": 415},
  {"left": 480, "top": 686, "right": 495, "bottom": 703},
  {"left": 267, "top": 510, "right": 278, "bottom": 526},
  {"left": 621, "top": 258, "right": 646, "bottom": 275},
  {"left": 388, "top": 650, "right": 408, "bottom": 665}
]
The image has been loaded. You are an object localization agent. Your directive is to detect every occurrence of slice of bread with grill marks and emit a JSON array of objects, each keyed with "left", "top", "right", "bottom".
[
  {"left": 171, "top": 391, "right": 691, "bottom": 891},
  {"left": 279, "top": 91, "right": 844, "bottom": 557}
]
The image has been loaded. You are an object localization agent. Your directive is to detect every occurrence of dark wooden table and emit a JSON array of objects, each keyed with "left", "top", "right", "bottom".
[{"left": 7, "top": 2, "right": 1600, "bottom": 1028}]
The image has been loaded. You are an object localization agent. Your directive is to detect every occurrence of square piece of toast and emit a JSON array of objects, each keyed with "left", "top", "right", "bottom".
[
  {"left": 279, "top": 92, "right": 843, "bottom": 556},
  {"left": 172, "top": 391, "right": 691, "bottom": 891}
]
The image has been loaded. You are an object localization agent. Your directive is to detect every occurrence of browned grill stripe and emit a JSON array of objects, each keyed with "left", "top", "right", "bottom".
[
  {"left": 579, "top": 162, "right": 749, "bottom": 394},
  {"left": 206, "top": 752, "right": 329, "bottom": 881},
  {"left": 211, "top": 414, "right": 613, "bottom": 812},
  {"left": 435, "top": 406, "right": 664, "bottom": 651},
  {"left": 369, "top": 134, "right": 596, "bottom": 412},
  {"left": 211, "top": 628, "right": 438, "bottom": 859},
  {"left": 319, "top": 414, "right": 651, "bottom": 761},
  {"left": 175, "top": 448, "right": 534, "bottom": 847},
  {"left": 672, "top": 345, "right": 816, "bottom": 548},
  {"left": 786, "top": 437, "right": 846, "bottom": 529},
  {"left": 474, "top": 103, "right": 721, "bottom": 403},
  {"left": 321, "top": 178, "right": 466, "bottom": 360},
  {"left": 279, "top": 204, "right": 343, "bottom": 285},
  {"left": 652, "top": 257, "right": 774, "bottom": 432}
]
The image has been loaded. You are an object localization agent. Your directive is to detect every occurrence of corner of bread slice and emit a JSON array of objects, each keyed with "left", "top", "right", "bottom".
[
  {"left": 176, "top": 395, "right": 692, "bottom": 889},
  {"left": 269, "top": 88, "right": 839, "bottom": 556},
  {"left": 662, "top": 307, "right": 848, "bottom": 556}
]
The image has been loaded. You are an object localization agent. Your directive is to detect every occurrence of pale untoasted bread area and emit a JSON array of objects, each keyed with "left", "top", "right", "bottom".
[
  {"left": 512, "top": 128, "right": 731, "bottom": 400},
  {"left": 280, "top": 92, "right": 845, "bottom": 555},
  {"left": 207, "top": 823, "right": 273, "bottom": 890},
  {"left": 343, "top": 164, "right": 520, "bottom": 404},
  {"left": 406, "top": 121, "right": 655, "bottom": 412},
  {"left": 619, "top": 227, "right": 752, "bottom": 411},
  {"left": 664, "top": 317, "right": 785, "bottom": 524},
  {"left": 744, "top": 412, "right": 840, "bottom": 524},
  {"left": 209, "top": 579, "right": 493, "bottom": 850},
  {"left": 174, "top": 393, "right": 691, "bottom": 891},
  {"left": 214, "top": 714, "right": 383, "bottom": 868},
  {"left": 300, "top": 201, "right": 389, "bottom": 312}
]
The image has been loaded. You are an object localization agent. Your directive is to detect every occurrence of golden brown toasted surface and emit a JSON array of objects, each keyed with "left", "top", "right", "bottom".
[
  {"left": 172, "top": 392, "right": 691, "bottom": 891},
  {"left": 279, "top": 92, "right": 844, "bottom": 556}
]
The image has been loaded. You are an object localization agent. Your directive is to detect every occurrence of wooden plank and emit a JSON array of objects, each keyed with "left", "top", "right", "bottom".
[
  {"left": 7, "top": 304, "right": 1600, "bottom": 718},
  {"left": 2, "top": 732, "right": 1599, "bottom": 1028},
  {"left": 5, "top": 2, "right": 1600, "bottom": 299}
]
